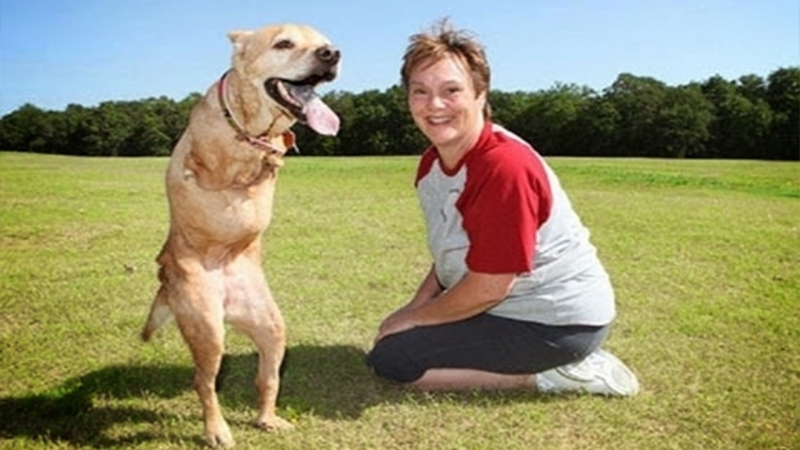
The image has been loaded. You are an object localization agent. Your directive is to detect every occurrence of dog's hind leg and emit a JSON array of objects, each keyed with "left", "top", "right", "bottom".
[
  {"left": 226, "top": 259, "right": 294, "bottom": 432},
  {"left": 173, "top": 275, "right": 234, "bottom": 448},
  {"left": 249, "top": 291, "right": 294, "bottom": 432}
]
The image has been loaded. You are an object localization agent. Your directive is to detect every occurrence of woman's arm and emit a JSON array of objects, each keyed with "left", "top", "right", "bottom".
[
  {"left": 406, "top": 264, "right": 444, "bottom": 309},
  {"left": 374, "top": 264, "right": 441, "bottom": 343},
  {"left": 376, "top": 270, "right": 515, "bottom": 341}
]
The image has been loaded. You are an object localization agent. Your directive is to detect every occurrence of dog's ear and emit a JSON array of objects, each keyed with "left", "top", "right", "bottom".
[{"left": 228, "top": 30, "right": 254, "bottom": 53}]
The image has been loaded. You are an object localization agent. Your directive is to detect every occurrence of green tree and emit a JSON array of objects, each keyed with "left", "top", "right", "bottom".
[
  {"left": 122, "top": 115, "right": 170, "bottom": 156},
  {"left": 603, "top": 74, "right": 670, "bottom": 157},
  {"left": 701, "top": 76, "right": 772, "bottom": 159},
  {"left": 1, "top": 68, "right": 797, "bottom": 159},
  {"left": 0, "top": 104, "right": 47, "bottom": 152},
  {"left": 489, "top": 90, "right": 537, "bottom": 137},
  {"left": 736, "top": 74, "right": 768, "bottom": 103},
  {"left": 658, "top": 85, "right": 713, "bottom": 158},
  {"left": 766, "top": 67, "right": 800, "bottom": 160},
  {"left": 382, "top": 85, "right": 426, "bottom": 154},
  {"left": 568, "top": 97, "right": 620, "bottom": 157},
  {"left": 519, "top": 84, "right": 594, "bottom": 156},
  {"left": 603, "top": 74, "right": 713, "bottom": 158}
]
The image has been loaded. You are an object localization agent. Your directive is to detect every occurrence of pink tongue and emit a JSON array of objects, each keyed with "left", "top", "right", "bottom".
[{"left": 304, "top": 97, "right": 340, "bottom": 136}]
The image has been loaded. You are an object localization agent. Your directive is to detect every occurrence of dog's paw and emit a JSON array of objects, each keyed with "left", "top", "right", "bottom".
[
  {"left": 205, "top": 420, "right": 235, "bottom": 448},
  {"left": 255, "top": 415, "right": 295, "bottom": 432}
]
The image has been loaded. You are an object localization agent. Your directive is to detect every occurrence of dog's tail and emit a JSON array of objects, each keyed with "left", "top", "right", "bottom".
[{"left": 141, "top": 283, "right": 173, "bottom": 342}]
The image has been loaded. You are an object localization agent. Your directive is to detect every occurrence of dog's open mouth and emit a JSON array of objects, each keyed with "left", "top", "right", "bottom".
[{"left": 265, "top": 77, "right": 340, "bottom": 136}]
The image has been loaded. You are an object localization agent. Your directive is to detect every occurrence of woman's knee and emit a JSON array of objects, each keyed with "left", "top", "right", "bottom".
[{"left": 366, "top": 338, "right": 425, "bottom": 383}]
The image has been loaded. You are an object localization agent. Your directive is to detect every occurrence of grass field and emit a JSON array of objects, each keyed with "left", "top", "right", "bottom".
[{"left": 1, "top": 152, "right": 798, "bottom": 449}]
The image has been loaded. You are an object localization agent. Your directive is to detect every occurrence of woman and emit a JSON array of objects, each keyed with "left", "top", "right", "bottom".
[{"left": 366, "top": 19, "right": 639, "bottom": 396}]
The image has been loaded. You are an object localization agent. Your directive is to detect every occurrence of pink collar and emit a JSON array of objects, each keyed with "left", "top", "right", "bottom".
[{"left": 217, "top": 70, "right": 296, "bottom": 155}]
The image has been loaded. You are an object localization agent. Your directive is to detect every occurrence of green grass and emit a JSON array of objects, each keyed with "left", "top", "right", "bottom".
[{"left": 1, "top": 152, "right": 798, "bottom": 449}]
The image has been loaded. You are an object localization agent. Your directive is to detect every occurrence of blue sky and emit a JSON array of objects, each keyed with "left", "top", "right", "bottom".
[{"left": 1, "top": 0, "right": 797, "bottom": 116}]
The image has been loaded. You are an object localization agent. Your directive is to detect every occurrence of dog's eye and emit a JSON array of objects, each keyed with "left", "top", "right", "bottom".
[{"left": 273, "top": 39, "right": 295, "bottom": 50}]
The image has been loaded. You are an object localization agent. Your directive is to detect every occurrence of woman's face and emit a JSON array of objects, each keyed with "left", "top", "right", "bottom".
[{"left": 407, "top": 55, "right": 486, "bottom": 157}]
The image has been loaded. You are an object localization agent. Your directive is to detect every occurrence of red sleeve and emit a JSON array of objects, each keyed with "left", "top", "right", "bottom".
[
  {"left": 459, "top": 143, "right": 552, "bottom": 274},
  {"left": 414, "top": 146, "right": 438, "bottom": 187}
]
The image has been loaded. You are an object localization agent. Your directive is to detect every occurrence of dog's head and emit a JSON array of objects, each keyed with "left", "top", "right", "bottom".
[{"left": 228, "top": 24, "right": 340, "bottom": 136}]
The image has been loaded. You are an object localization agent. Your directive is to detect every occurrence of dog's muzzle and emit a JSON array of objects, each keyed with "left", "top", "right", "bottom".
[
  {"left": 314, "top": 45, "right": 340, "bottom": 78},
  {"left": 264, "top": 44, "right": 341, "bottom": 136}
]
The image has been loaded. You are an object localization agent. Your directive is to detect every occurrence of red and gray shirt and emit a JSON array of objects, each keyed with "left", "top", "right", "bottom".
[{"left": 415, "top": 122, "right": 615, "bottom": 326}]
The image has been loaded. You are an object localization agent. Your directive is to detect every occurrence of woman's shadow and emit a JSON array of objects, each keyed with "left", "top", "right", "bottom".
[{"left": 0, "top": 344, "right": 403, "bottom": 448}]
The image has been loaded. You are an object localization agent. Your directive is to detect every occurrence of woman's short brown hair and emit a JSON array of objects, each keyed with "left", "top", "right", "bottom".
[{"left": 400, "top": 18, "right": 492, "bottom": 119}]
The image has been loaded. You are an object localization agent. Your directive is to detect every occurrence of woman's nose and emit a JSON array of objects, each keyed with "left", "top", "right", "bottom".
[{"left": 427, "top": 94, "right": 445, "bottom": 109}]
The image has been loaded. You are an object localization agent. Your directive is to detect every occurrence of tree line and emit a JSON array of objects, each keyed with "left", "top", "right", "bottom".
[{"left": 1, "top": 67, "right": 797, "bottom": 160}]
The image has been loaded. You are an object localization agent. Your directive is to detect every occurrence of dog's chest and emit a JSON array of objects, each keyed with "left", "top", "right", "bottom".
[
  {"left": 169, "top": 167, "right": 277, "bottom": 244},
  {"left": 209, "top": 190, "right": 275, "bottom": 243}
]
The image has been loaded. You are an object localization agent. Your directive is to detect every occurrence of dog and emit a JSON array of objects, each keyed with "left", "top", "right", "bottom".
[{"left": 141, "top": 23, "right": 340, "bottom": 448}]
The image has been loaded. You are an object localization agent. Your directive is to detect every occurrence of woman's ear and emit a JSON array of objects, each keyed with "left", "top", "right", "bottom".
[
  {"left": 477, "top": 90, "right": 491, "bottom": 119},
  {"left": 477, "top": 90, "right": 486, "bottom": 104}
]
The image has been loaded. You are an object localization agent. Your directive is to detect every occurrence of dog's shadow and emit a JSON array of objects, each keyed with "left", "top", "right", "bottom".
[
  {"left": 0, "top": 361, "right": 192, "bottom": 447},
  {"left": 221, "top": 344, "right": 406, "bottom": 419},
  {"left": 0, "top": 344, "right": 403, "bottom": 447}
]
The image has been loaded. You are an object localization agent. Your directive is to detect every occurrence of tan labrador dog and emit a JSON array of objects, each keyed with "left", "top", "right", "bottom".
[{"left": 141, "top": 23, "right": 340, "bottom": 448}]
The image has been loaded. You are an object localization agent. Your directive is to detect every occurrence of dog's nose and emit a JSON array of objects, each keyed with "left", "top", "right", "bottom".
[{"left": 316, "top": 45, "right": 340, "bottom": 65}]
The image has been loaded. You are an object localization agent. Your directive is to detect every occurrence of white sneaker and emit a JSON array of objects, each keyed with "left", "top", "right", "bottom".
[{"left": 536, "top": 349, "right": 640, "bottom": 396}]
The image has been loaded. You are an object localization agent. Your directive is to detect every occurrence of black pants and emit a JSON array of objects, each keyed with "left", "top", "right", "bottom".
[{"left": 366, "top": 313, "right": 610, "bottom": 383}]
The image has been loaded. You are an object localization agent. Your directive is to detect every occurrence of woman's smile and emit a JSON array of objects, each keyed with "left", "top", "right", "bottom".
[{"left": 407, "top": 55, "right": 486, "bottom": 167}]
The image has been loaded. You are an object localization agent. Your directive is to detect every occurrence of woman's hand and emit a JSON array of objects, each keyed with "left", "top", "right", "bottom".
[
  {"left": 374, "top": 265, "right": 442, "bottom": 343},
  {"left": 373, "top": 271, "right": 516, "bottom": 344},
  {"left": 375, "top": 272, "right": 515, "bottom": 342},
  {"left": 375, "top": 306, "right": 418, "bottom": 343}
]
